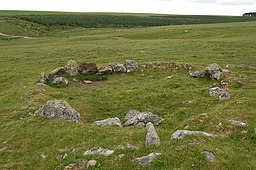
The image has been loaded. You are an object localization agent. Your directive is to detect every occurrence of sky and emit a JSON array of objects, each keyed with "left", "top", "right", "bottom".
[{"left": 0, "top": 0, "right": 255, "bottom": 16}]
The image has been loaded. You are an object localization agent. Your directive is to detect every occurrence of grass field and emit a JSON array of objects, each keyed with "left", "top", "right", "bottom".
[{"left": 0, "top": 11, "right": 255, "bottom": 169}]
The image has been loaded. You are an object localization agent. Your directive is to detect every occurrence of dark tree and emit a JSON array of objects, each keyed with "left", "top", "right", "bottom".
[{"left": 243, "top": 12, "right": 256, "bottom": 17}]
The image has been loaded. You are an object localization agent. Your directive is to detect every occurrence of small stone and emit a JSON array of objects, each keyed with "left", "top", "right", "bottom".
[
  {"left": 40, "top": 154, "right": 46, "bottom": 159},
  {"left": 62, "top": 153, "right": 68, "bottom": 160},
  {"left": 134, "top": 152, "right": 161, "bottom": 166},
  {"left": 57, "top": 148, "right": 66, "bottom": 153},
  {"left": 87, "top": 160, "right": 97, "bottom": 168},
  {"left": 209, "top": 87, "right": 230, "bottom": 101},
  {"left": 83, "top": 80, "right": 92, "bottom": 84},
  {"left": 171, "top": 130, "right": 215, "bottom": 142},
  {"left": 95, "top": 117, "right": 122, "bottom": 127},
  {"left": 64, "top": 164, "right": 76, "bottom": 170},
  {"left": 229, "top": 120, "right": 247, "bottom": 127},
  {"left": 124, "top": 60, "right": 138, "bottom": 72},
  {"left": 52, "top": 77, "right": 68, "bottom": 85},
  {"left": 112, "top": 63, "right": 127, "bottom": 73},
  {"left": 48, "top": 67, "right": 66, "bottom": 81},
  {"left": 127, "top": 144, "right": 139, "bottom": 151},
  {"left": 118, "top": 154, "right": 125, "bottom": 159},
  {"left": 38, "top": 72, "right": 46, "bottom": 83},
  {"left": 71, "top": 147, "right": 80, "bottom": 153},
  {"left": 201, "top": 151, "right": 216, "bottom": 162},
  {"left": 219, "top": 92, "right": 231, "bottom": 100},
  {"left": 145, "top": 122, "right": 160, "bottom": 147},
  {"left": 117, "top": 145, "right": 125, "bottom": 150},
  {"left": 65, "top": 60, "right": 78, "bottom": 76},
  {"left": 189, "top": 70, "right": 205, "bottom": 78},
  {"left": 83, "top": 147, "right": 114, "bottom": 156},
  {"left": 165, "top": 75, "right": 173, "bottom": 79},
  {"left": 216, "top": 122, "right": 222, "bottom": 128},
  {"left": 241, "top": 131, "right": 248, "bottom": 134}
]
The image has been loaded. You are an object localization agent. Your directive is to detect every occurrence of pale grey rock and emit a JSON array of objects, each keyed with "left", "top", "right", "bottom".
[
  {"left": 205, "top": 63, "right": 223, "bottom": 80},
  {"left": 65, "top": 60, "right": 78, "bottom": 76},
  {"left": 125, "top": 60, "right": 138, "bottom": 72},
  {"left": 38, "top": 72, "right": 46, "bottom": 84},
  {"left": 201, "top": 151, "right": 216, "bottom": 162},
  {"left": 124, "top": 110, "right": 164, "bottom": 127},
  {"left": 83, "top": 80, "right": 92, "bottom": 84},
  {"left": 127, "top": 144, "right": 139, "bottom": 151},
  {"left": 171, "top": 130, "right": 215, "bottom": 142},
  {"left": 35, "top": 100, "right": 82, "bottom": 122},
  {"left": 118, "top": 154, "right": 125, "bottom": 159},
  {"left": 209, "top": 87, "right": 230, "bottom": 101},
  {"left": 229, "top": 120, "right": 247, "bottom": 127},
  {"left": 112, "top": 63, "right": 127, "bottom": 73},
  {"left": 83, "top": 147, "right": 114, "bottom": 156},
  {"left": 134, "top": 152, "right": 161, "bottom": 166},
  {"left": 117, "top": 145, "right": 125, "bottom": 150},
  {"left": 189, "top": 70, "right": 205, "bottom": 78},
  {"left": 98, "top": 66, "right": 113, "bottom": 74},
  {"left": 52, "top": 77, "right": 68, "bottom": 85},
  {"left": 95, "top": 117, "right": 122, "bottom": 127},
  {"left": 40, "top": 154, "right": 46, "bottom": 159},
  {"left": 145, "top": 122, "right": 160, "bottom": 146},
  {"left": 48, "top": 67, "right": 66, "bottom": 81},
  {"left": 87, "top": 160, "right": 97, "bottom": 168}
]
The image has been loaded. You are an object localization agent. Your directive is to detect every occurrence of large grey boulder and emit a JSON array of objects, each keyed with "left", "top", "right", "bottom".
[
  {"left": 48, "top": 67, "right": 66, "bottom": 81},
  {"left": 201, "top": 151, "right": 216, "bottom": 162},
  {"left": 209, "top": 87, "right": 230, "bottom": 100},
  {"left": 35, "top": 100, "right": 82, "bottom": 122},
  {"left": 205, "top": 63, "right": 223, "bottom": 80},
  {"left": 51, "top": 77, "right": 68, "bottom": 85},
  {"left": 38, "top": 72, "right": 46, "bottom": 84},
  {"left": 134, "top": 153, "right": 161, "bottom": 166},
  {"left": 95, "top": 117, "right": 122, "bottom": 127},
  {"left": 145, "top": 122, "right": 160, "bottom": 146},
  {"left": 79, "top": 62, "right": 98, "bottom": 75},
  {"left": 189, "top": 70, "right": 205, "bottom": 78},
  {"left": 124, "top": 110, "right": 164, "bottom": 127},
  {"left": 125, "top": 60, "right": 138, "bottom": 73},
  {"left": 112, "top": 63, "right": 127, "bottom": 73},
  {"left": 83, "top": 147, "right": 114, "bottom": 156},
  {"left": 171, "top": 130, "right": 215, "bottom": 142},
  {"left": 65, "top": 60, "right": 78, "bottom": 76}
]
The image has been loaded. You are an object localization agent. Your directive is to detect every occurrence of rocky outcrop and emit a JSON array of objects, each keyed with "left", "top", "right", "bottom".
[
  {"left": 125, "top": 60, "right": 138, "bottom": 73},
  {"left": 51, "top": 77, "right": 68, "bottom": 85},
  {"left": 95, "top": 117, "right": 122, "bottom": 127},
  {"left": 205, "top": 63, "right": 223, "bottom": 80},
  {"left": 79, "top": 62, "right": 98, "bottom": 75},
  {"left": 145, "top": 122, "right": 160, "bottom": 146},
  {"left": 83, "top": 147, "right": 114, "bottom": 156},
  {"left": 112, "top": 63, "right": 127, "bottom": 73},
  {"left": 48, "top": 67, "right": 66, "bottom": 81},
  {"left": 65, "top": 60, "right": 78, "bottom": 76},
  {"left": 35, "top": 100, "right": 82, "bottom": 122},
  {"left": 171, "top": 130, "right": 215, "bottom": 142},
  {"left": 134, "top": 153, "right": 161, "bottom": 166},
  {"left": 124, "top": 110, "right": 164, "bottom": 127}
]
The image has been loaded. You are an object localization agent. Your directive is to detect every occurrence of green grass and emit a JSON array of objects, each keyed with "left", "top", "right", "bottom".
[{"left": 0, "top": 11, "right": 256, "bottom": 169}]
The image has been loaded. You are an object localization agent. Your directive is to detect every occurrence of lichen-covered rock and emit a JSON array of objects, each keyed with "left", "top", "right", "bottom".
[
  {"left": 48, "top": 67, "right": 66, "bottom": 81},
  {"left": 134, "top": 153, "right": 161, "bottom": 166},
  {"left": 79, "top": 62, "right": 98, "bottom": 74},
  {"left": 35, "top": 100, "right": 82, "bottom": 122},
  {"left": 98, "top": 66, "right": 113, "bottom": 74},
  {"left": 209, "top": 87, "right": 230, "bottom": 101},
  {"left": 124, "top": 110, "right": 163, "bottom": 127},
  {"left": 38, "top": 72, "right": 46, "bottom": 84},
  {"left": 145, "top": 122, "right": 160, "bottom": 146},
  {"left": 201, "top": 151, "right": 216, "bottom": 162},
  {"left": 65, "top": 60, "right": 78, "bottom": 76},
  {"left": 83, "top": 147, "right": 114, "bottom": 156},
  {"left": 189, "top": 70, "right": 205, "bottom": 78},
  {"left": 125, "top": 60, "right": 138, "bottom": 72},
  {"left": 51, "top": 77, "right": 68, "bottom": 85},
  {"left": 171, "top": 130, "right": 215, "bottom": 142},
  {"left": 95, "top": 117, "right": 122, "bottom": 127},
  {"left": 205, "top": 63, "right": 223, "bottom": 80},
  {"left": 112, "top": 63, "right": 127, "bottom": 73}
]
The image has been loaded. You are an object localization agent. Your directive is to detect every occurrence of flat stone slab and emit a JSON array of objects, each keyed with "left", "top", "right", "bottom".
[
  {"left": 201, "top": 151, "right": 216, "bottom": 162},
  {"left": 229, "top": 120, "right": 247, "bottom": 127},
  {"left": 134, "top": 152, "right": 161, "bottom": 166},
  {"left": 95, "top": 117, "right": 122, "bottom": 127},
  {"left": 171, "top": 130, "right": 215, "bottom": 142},
  {"left": 83, "top": 147, "right": 114, "bottom": 156}
]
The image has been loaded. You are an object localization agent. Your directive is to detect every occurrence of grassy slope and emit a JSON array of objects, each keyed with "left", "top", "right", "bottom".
[{"left": 0, "top": 12, "right": 255, "bottom": 169}]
